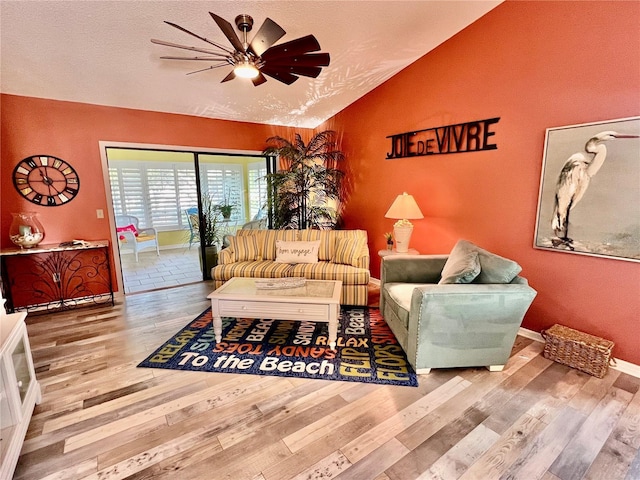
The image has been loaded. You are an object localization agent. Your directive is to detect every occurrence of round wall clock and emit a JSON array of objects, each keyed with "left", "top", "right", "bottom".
[{"left": 12, "top": 155, "right": 80, "bottom": 206}]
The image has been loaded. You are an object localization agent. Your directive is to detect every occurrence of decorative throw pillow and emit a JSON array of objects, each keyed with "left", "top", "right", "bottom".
[
  {"left": 228, "top": 235, "right": 260, "bottom": 262},
  {"left": 116, "top": 224, "right": 138, "bottom": 241},
  {"left": 275, "top": 240, "right": 320, "bottom": 264},
  {"left": 438, "top": 250, "right": 481, "bottom": 284},
  {"left": 450, "top": 239, "right": 522, "bottom": 284},
  {"left": 332, "top": 237, "right": 365, "bottom": 268}
]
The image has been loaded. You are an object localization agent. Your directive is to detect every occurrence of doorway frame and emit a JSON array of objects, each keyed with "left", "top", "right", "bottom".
[{"left": 99, "top": 140, "right": 265, "bottom": 297}]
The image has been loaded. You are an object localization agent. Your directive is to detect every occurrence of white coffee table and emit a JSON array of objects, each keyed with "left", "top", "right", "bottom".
[{"left": 207, "top": 277, "right": 343, "bottom": 350}]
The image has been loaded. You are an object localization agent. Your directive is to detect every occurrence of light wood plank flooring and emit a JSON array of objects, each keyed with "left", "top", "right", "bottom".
[{"left": 15, "top": 282, "right": 640, "bottom": 480}]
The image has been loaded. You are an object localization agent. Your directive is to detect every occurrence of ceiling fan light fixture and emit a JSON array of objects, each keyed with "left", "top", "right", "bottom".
[{"left": 234, "top": 61, "right": 259, "bottom": 79}]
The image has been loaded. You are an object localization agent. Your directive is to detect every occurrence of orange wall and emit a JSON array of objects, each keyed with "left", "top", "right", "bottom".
[
  {"left": 326, "top": 1, "right": 640, "bottom": 364},
  {"left": 2, "top": 1, "right": 638, "bottom": 365},
  {"left": 0, "top": 95, "right": 301, "bottom": 287}
]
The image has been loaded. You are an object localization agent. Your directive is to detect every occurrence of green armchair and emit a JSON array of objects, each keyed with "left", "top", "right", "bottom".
[{"left": 380, "top": 242, "right": 537, "bottom": 374}]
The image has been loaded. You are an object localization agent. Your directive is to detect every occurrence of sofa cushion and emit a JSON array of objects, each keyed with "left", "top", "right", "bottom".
[
  {"left": 228, "top": 235, "right": 260, "bottom": 262},
  {"left": 383, "top": 283, "right": 421, "bottom": 330},
  {"left": 438, "top": 250, "right": 481, "bottom": 284},
  {"left": 300, "top": 230, "right": 369, "bottom": 265},
  {"left": 299, "top": 230, "right": 334, "bottom": 261},
  {"left": 275, "top": 240, "right": 320, "bottom": 264},
  {"left": 211, "top": 260, "right": 293, "bottom": 281},
  {"left": 450, "top": 239, "right": 522, "bottom": 284},
  {"left": 238, "top": 229, "right": 298, "bottom": 261},
  {"left": 288, "top": 262, "right": 370, "bottom": 285},
  {"left": 332, "top": 237, "right": 367, "bottom": 268}
]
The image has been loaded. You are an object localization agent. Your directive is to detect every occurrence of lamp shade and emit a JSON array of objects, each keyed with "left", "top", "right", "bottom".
[{"left": 384, "top": 192, "right": 424, "bottom": 219}]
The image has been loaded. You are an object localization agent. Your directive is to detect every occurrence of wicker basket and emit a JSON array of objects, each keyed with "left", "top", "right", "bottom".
[{"left": 541, "top": 324, "right": 614, "bottom": 378}]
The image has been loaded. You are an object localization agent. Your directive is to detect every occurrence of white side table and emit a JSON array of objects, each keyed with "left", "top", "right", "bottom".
[{"left": 378, "top": 248, "right": 420, "bottom": 258}]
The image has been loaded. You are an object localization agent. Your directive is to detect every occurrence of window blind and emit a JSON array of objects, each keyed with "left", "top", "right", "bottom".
[
  {"left": 108, "top": 160, "right": 248, "bottom": 230},
  {"left": 248, "top": 161, "right": 267, "bottom": 219}
]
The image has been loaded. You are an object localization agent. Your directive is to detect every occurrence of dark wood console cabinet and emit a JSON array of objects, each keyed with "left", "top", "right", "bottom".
[{"left": 0, "top": 241, "right": 114, "bottom": 313}]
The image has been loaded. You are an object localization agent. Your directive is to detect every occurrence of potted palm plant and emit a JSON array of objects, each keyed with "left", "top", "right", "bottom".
[{"left": 263, "top": 130, "right": 345, "bottom": 230}]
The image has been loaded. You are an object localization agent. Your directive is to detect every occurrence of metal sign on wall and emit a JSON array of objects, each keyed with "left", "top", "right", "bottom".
[{"left": 386, "top": 117, "right": 500, "bottom": 159}]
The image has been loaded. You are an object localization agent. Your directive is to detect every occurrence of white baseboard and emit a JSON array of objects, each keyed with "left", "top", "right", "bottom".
[{"left": 518, "top": 326, "right": 640, "bottom": 379}]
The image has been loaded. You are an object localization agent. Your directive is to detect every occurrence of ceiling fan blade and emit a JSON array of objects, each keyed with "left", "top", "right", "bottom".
[
  {"left": 221, "top": 70, "right": 236, "bottom": 83},
  {"left": 164, "top": 21, "right": 233, "bottom": 54},
  {"left": 265, "top": 53, "right": 330, "bottom": 67},
  {"left": 260, "top": 66, "right": 299, "bottom": 85},
  {"left": 284, "top": 66, "right": 322, "bottom": 78},
  {"left": 249, "top": 18, "right": 286, "bottom": 57},
  {"left": 261, "top": 35, "right": 321, "bottom": 61},
  {"left": 209, "top": 12, "right": 245, "bottom": 53},
  {"left": 151, "top": 39, "right": 226, "bottom": 57},
  {"left": 252, "top": 72, "right": 268, "bottom": 86},
  {"left": 187, "top": 64, "right": 230, "bottom": 75},
  {"left": 160, "top": 56, "right": 228, "bottom": 61}
]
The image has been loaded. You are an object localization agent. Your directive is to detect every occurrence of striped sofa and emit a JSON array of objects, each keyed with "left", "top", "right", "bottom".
[{"left": 211, "top": 229, "right": 370, "bottom": 306}]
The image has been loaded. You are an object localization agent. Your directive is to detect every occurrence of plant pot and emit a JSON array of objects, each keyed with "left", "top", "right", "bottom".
[
  {"left": 200, "top": 245, "right": 218, "bottom": 280},
  {"left": 219, "top": 206, "right": 233, "bottom": 220}
]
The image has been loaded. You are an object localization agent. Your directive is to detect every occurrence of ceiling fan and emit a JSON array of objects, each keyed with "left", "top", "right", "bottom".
[{"left": 151, "top": 12, "right": 330, "bottom": 86}]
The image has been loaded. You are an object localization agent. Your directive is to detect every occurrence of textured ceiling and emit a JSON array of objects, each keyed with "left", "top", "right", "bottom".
[{"left": 0, "top": 1, "right": 502, "bottom": 128}]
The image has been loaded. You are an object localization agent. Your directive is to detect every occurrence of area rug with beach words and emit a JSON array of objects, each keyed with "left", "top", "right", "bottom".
[{"left": 138, "top": 306, "right": 417, "bottom": 387}]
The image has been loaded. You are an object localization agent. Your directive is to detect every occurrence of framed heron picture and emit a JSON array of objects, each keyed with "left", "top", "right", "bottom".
[{"left": 534, "top": 116, "right": 640, "bottom": 262}]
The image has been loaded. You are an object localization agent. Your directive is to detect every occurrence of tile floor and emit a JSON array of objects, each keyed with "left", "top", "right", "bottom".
[{"left": 120, "top": 247, "right": 205, "bottom": 294}]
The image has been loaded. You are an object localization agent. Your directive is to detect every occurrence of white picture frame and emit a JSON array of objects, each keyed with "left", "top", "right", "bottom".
[{"left": 534, "top": 116, "right": 640, "bottom": 262}]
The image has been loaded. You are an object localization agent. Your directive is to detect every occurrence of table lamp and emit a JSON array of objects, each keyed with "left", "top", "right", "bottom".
[{"left": 384, "top": 192, "right": 423, "bottom": 253}]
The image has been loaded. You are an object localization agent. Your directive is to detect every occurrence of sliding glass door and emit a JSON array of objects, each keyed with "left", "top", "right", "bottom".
[{"left": 105, "top": 146, "right": 270, "bottom": 294}]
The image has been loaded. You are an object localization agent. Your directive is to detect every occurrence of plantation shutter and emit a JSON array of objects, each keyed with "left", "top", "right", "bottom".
[
  {"left": 109, "top": 161, "right": 196, "bottom": 230},
  {"left": 248, "top": 161, "right": 267, "bottom": 219},
  {"left": 200, "top": 164, "right": 245, "bottom": 223},
  {"left": 147, "top": 165, "right": 179, "bottom": 228},
  {"left": 177, "top": 166, "right": 198, "bottom": 224},
  {"left": 109, "top": 168, "right": 123, "bottom": 216},
  {"left": 109, "top": 160, "right": 249, "bottom": 229},
  {"left": 118, "top": 165, "right": 147, "bottom": 222}
]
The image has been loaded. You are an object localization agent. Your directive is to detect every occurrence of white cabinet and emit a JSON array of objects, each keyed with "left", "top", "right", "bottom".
[{"left": 0, "top": 300, "right": 41, "bottom": 480}]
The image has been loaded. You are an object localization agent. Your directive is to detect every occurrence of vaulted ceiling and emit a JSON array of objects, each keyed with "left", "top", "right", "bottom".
[{"left": 1, "top": 1, "right": 502, "bottom": 128}]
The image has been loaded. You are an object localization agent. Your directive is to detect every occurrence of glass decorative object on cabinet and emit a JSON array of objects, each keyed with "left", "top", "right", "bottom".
[{"left": 9, "top": 212, "right": 45, "bottom": 248}]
